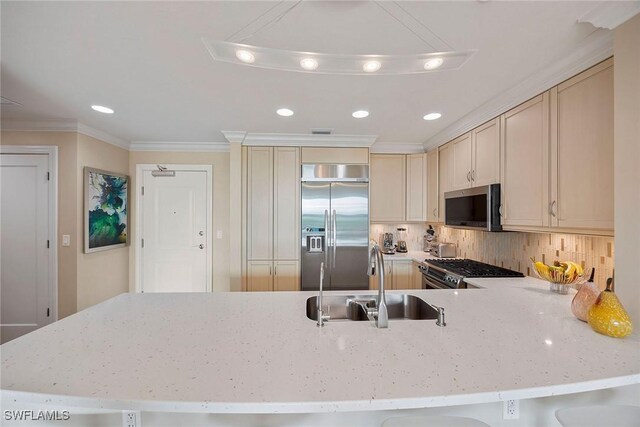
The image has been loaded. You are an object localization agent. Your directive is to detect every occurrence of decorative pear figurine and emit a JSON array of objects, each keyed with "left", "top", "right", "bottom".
[
  {"left": 588, "top": 277, "right": 633, "bottom": 338},
  {"left": 572, "top": 268, "right": 599, "bottom": 322}
]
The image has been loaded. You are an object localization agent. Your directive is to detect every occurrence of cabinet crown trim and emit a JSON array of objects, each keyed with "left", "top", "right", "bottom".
[{"left": 226, "top": 132, "right": 378, "bottom": 147}]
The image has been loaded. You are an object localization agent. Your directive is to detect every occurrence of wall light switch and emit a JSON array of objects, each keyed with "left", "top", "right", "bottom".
[
  {"left": 62, "top": 235, "right": 71, "bottom": 247},
  {"left": 216, "top": 230, "right": 223, "bottom": 239}
]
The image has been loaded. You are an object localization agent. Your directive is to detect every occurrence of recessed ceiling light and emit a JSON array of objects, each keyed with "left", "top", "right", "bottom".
[
  {"left": 352, "top": 110, "right": 369, "bottom": 119},
  {"left": 91, "top": 105, "right": 114, "bottom": 114},
  {"left": 423, "top": 112, "right": 442, "bottom": 121},
  {"left": 300, "top": 58, "right": 319, "bottom": 71},
  {"left": 276, "top": 108, "right": 294, "bottom": 117},
  {"left": 424, "top": 57, "right": 444, "bottom": 70},
  {"left": 235, "top": 49, "right": 255, "bottom": 63},
  {"left": 362, "top": 60, "right": 381, "bottom": 73}
]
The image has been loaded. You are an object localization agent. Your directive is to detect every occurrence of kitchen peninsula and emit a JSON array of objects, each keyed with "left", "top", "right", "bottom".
[{"left": 2, "top": 278, "right": 638, "bottom": 424}]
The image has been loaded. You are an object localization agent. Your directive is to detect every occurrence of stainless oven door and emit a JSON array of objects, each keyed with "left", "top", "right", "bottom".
[{"left": 418, "top": 265, "right": 452, "bottom": 289}]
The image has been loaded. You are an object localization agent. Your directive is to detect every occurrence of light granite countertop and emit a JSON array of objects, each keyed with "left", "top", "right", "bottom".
[{"left": 1, "top": 278, "right": 639, "bottom": 414}]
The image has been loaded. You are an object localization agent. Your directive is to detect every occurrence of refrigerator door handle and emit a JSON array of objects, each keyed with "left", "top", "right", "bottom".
[
  {"left": 332, "top": 209, "right": 337, "bottom": 268},
  {"left": 324, "top": 209, "right": 329, "bottom": 267}
]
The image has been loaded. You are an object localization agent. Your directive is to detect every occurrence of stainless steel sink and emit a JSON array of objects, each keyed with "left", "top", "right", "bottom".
[{"left": 306, "top": 294, "right": 439, "bottom": 322}]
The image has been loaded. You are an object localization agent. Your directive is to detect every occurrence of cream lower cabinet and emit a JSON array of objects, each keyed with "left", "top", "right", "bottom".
[
  {"left": 246, "top": 147, "right": 300, "bottom": 291},
  {"left": 411, "top": 261, "right": 423, "bottom": 289},
  {"left": 391, "top": 261, "right": 412, "bottom": 290},
  {"left": 247, "top": 260, "right": 300, "bottom": 292},
  {"left": 500, "top": 93, "right": 550, "bottom": 228},
  {"left": 426, "top": 150, "right": 439, "bottom": 222},
  {"left": 550, "top": 58, "right": 614, "bottom": 232},
  {"left": 438, "top": 143, "right": 453, "bottom": 223}
]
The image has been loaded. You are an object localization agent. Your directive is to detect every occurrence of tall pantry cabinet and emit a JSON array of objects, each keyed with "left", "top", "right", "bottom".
[{"left": 246, "top": 147, "right": 300, "bottom": 291}]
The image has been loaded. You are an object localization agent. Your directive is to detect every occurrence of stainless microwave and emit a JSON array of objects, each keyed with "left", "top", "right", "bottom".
[{"left": 444, "top": 184, "right": 502, "bottom": 231}]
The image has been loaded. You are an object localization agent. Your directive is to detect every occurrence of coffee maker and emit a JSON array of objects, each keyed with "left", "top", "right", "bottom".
[
  {"left": 423, "top": 225, "right": 437, "bottom": 252},
  {"left": 381, "top": 233, "right": 395, "bottom": 254}
]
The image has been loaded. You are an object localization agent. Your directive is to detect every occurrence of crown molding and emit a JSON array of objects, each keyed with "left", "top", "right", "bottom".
[
  {"left": 129, "top": 141, "right": 229, "bottom": 152},
  {"left": 76, "top": 123, "right": 130, "bottom": 150},
  {"left": 240, "top": 132, "right": 378, "bottom": 147},
  {"left": 423, "top": 30, "right": 614, "bottom": 150},
  {"left": 1, "top": 119, "right": 131, "bottom": 150},
  {"left": 221, "top": 131, "right": 247, "bottom": 144},
  {"left": 370, "top": 141, "right": 425, "bottom": 154},
  {"left": 578, "top": 1, "right": 640, "bottom": 30}
]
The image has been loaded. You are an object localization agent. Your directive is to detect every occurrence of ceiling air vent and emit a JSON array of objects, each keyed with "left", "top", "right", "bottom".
[{"left": 311, "top": 128, "right": 332, "bottom": 135}]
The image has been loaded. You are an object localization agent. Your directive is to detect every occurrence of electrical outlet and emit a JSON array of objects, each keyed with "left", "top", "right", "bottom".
[
  {"left": 503, "top": 399, "right": 520, "bottom": 419},
  {"left": 122, "top": 411, "right": 140, "bottom": 427},
  {"left": 216, "top": 230, "right": 223, "bottom": 239},
  {"left": 62, "top": 235, "right": 70, "bottom": 247}
]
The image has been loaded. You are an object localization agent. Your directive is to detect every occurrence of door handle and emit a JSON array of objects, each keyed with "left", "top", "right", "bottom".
[
  {"left": 466, "top": 171, "right": 471, "bottom": 182},
  {"left": 332, "top": 209, "right": 337, "bottom": 268},
  {"left": 198, "top": 244, "right": 204, "bottom": 250},
  {"left": 324, "top": 210, "right": 329, "bottom": 267},
  {"left": 549, "top": 200, "right": 557, "bottom": 217},
  {"left": 498, "top": 204, "right": 503, "bottom": 217},
  {"left": 198, "top": 230, "right": 204, "bottom": 236},
  {"left": 433, "top": 208, "right": 437, "bottom": 217},
  {"left": 471, "top": 170, "right": 475, "bottom": 181}
]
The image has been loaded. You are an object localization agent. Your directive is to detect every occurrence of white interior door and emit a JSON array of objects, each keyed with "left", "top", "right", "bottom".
[
  {"left": 140, "top": 167, "right": 210, "bottom": 293},
  {"left": 1, "top": 154, "right": 51, "bottom": 343}
]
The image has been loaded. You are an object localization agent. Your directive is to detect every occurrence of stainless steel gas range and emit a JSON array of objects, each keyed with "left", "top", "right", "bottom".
[{"left": 418, "top": 259, "right": 524, "bottom": 289}]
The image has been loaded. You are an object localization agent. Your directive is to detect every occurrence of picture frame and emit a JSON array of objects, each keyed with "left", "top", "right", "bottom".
[{"left": 84, "top": 167, "right": 129, "bottom": 253}]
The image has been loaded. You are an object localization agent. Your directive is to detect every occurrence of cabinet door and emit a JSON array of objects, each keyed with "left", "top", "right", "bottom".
[
  {"left": 406, "top": 153, "right": 426, "bottom": 222},
  {"left": 274, "top": 261, "right": 299, "bottom": 291},
  {"left": 247, "top": 147, "right": 273, "bottom": 260},
  {"left": 451, "top": 132, "right": 473, "bottom": 190},
  {"left": 438, "top": 144, "right": 453, "bottom": 223},
  {"left": 247, "top": 261, "right": 273, "bottom": 291},
  {"left": 392, "top": 261, "right": 412, "bottom": 290},
  {"left": 426, "top": 150, "right": 439, "bottom": 222},
  {"left": 472, "top": 118, "right": 500, "bottom": 187},
  {"left": 411, "top": 261, "right": 423, "bottom": 289},
  {"left": 500, "top": 93, "right": 550, "bottom": 227},
  {"left": 370, "top": 155, "right": 406, "bottom": 222},
  {"left": 274, "top": 147, "right": 300, "bottom": 260},
  {"left": 551, "top": 59, "right": 614, "bottom": 231}
]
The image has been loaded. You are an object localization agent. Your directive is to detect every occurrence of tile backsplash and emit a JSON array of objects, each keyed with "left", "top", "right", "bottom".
[
  {"left": 370, "top": 223, "right": 614, "bottom": 290},
  {"left": 436, "top": 226, "right": 614, "bottom": 290}
]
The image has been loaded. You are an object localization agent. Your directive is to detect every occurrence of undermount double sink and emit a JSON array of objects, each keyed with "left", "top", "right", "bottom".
[{"left": 306, "top": 294, "right": 439, "bottom": 322}]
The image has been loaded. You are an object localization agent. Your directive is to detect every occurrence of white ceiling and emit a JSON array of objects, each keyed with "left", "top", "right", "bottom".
[{"left": 0, "top": 1, "right": 623, "bottom": 148}]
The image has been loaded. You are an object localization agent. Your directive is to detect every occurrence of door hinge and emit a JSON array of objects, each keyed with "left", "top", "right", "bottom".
[
  {"left": 46, "top": 240, "right": 50, "bottom": 248},
  {"left": 141, "top": 186, "right": 144, "bottom": 196},
  {"left": 46, "top": 308, "right": 50, "bottom": 317},
  {"left": 46, "top": 172, "right": 50, "bottom": 181},
  {"left": 141, "top": 238, "right": 144, "bottom": 248}
]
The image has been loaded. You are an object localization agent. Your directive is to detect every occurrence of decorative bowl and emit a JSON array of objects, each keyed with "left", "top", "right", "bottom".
[{"left": 530, "top": 259, "right": 588, "bottom": 294}]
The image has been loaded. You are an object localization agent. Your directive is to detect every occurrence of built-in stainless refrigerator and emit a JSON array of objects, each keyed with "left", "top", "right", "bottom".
[{"left": 301, "top": 164, "right": 369, "bottom": 291}]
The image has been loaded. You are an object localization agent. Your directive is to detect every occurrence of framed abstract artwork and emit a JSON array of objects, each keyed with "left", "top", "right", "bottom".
[{"left": 84, "top": 167, "right": 129, "bottom": 253}]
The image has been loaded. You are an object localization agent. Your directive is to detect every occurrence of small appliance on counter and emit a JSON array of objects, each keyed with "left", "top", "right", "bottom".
[
  {"left": 381, "top": 232, "right": 396, "bottom": 255},
  {"left": 432, "top": 242, "right": 456, "bottom": 258},
  {"left": 423, "top": 225, "right": 436, "bottom": 252},
  {"left": 395, "top": 227, "right": 408, "bottom": 253}
]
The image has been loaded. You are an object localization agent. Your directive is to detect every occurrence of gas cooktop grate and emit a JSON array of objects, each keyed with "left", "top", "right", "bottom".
[{"left": 425, "top": 259, "right": 524, "bottom": 278}]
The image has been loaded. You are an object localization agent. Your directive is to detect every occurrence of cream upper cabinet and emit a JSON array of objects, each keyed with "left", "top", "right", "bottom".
[
  {"left": 406, "top": 153, "right": 427, "bottom": 222},
  {"left": 451, "top": 132, "right": 473, "bottom": 190},
  {"left": 451, "top": 121, "right": 500, "bottom": 191},
  {"left": 301, "top": 147, "right": 369, "bottom": 164},
  {"left": 274, "top": 260, "right": 300, "bottom": 291},
  {"left": 274, "top": 147, "right": 300, "bottom": 260},
  {"left": 438, "top": 143, "right": 453, "bottom": 223},
  {"left": 550, "top": 58, "right": 614, "bottom": 232},
  {"left": 247, "top": 147, "right": 273, "bottom": 260},
  {"left": 426, "top": 150, "right": 439, "bottom": 222},
  {"left": 472, "top": 118, "right": 500, "bottom": 187},
  {"left": 370, "top": 154, "right": 406, "bottom": 222},
  {"left": 500, "top": 93, "right": 550, "bottom": 228}
]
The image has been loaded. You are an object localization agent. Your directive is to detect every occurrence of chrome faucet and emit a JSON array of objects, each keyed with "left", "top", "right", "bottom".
[
  {"left": 317, "top": 262, "right": 330, "bottom": 327},
  {"left": 367, "top": 242, "right": 388, "bottom": 328}
]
